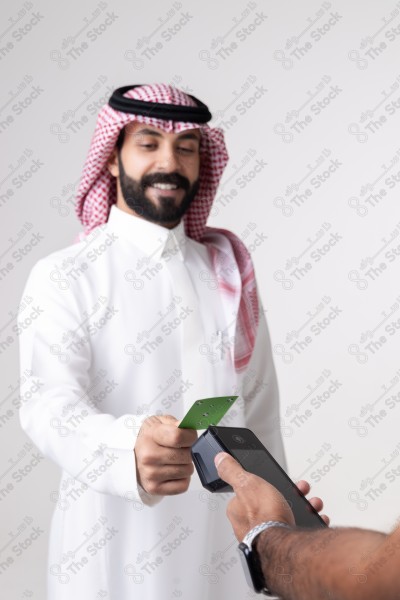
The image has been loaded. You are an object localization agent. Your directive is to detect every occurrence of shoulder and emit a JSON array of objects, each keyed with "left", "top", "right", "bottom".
[
  {"left": 22, "top": 230, "right": 100, "bottom": 310},
  {"left": 26, "top": 223, "right": 112, "bottom": 281},
  {"left": 26, "top": 239, "right": 87, "bottom": 283}
]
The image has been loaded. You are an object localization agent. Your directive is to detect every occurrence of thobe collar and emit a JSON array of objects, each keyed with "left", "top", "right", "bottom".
[{"left": 107, "top": 204, "right": 188, "bottom": 262}]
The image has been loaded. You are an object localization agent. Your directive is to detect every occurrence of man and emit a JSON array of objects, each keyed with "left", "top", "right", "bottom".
[
  {"left": 19, "top": 83, "right": 314, "bottom": 599},
  {"left": 216, "top": 452, "right": 400, "bottom": 599}
]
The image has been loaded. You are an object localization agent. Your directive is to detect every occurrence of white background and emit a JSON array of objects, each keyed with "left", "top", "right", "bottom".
[{"left": 1, "top": 0, "right": 400, "bottom": 596}]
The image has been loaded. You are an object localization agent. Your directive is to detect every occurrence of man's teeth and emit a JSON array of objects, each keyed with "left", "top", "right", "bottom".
[{"left": 152, "top": 183, "right": 178, "bottom": 190}]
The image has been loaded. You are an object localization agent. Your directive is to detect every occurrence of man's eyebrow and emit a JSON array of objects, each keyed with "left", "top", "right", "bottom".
[
  {"left": 133, "top": 128, "right": 200, "bottom": 142},
  {"left": 176, "top": 132, "right": 201, "bottom": 142},
  {"left": 134, "top": 128, "right": 163, "bottom": 138}
]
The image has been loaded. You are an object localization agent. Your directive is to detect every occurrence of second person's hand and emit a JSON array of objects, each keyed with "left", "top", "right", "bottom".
[{"left": 134, "top": 415, "right": 197, "bottom": 496}]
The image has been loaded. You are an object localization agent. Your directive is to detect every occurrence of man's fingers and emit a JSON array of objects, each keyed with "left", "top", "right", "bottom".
[
  {"left": 152, "top": 478, "right": 192, "bottom": 496},
  {"left": 139, "top": 460, "right": 194, "bottom": 495},
  {"left": 158, "top": 414, "right": 179, "bottom": 425},
  {"left": 214, "top": 452, "right": 236, "bottom": 478},
  {"left": 145, "top": 415, "right": 197, "bottom": 448},
  {"left": 146, "top": 463, "right": 194, "bottom": 482},
  {"left": 175, "top": 427, "right": 198, "bottom": 447},
  {"left": 320, "top": 514, "right": 330, "bottom": 526},
  {"left": 296, "top": 479, "right": 310, "bottom": 496},
  {"left": 308, "top": 496, "right": 323, "bottom": 512},
  {"left": 155, "top": 423, "right": 197, "bottom": 448},
  {"left": 309, "top": 497, "right": 331, "bottom": 525},
  {"left": 141, "top": 446, "right": 194, "bottom": 466},
  {"left": 215, "top": 452, "right": 250, "bottom": 491},
  {"left": 215, "top": 451, "right": 230, "bottom": 469},
  {"left": 296, "top": 481, "right": 329, "bottom": 523}
]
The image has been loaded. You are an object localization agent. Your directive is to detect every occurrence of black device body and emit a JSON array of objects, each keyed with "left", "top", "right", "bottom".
[{"left": 191, "top": 426, "right": 327, "bottom": 529}]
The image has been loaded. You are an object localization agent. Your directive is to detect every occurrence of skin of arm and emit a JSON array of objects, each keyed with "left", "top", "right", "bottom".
[{"left": 215, "top": 452, "right": 400, "bottom": 600}]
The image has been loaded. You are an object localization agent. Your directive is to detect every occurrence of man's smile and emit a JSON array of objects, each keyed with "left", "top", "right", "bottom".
[{"left": 151, "top": 182, "right": 179, "bottom": 190}]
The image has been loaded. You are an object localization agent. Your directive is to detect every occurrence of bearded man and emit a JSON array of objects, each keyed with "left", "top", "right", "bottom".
[{"left": 19, "top": 83, "right": 295, "bottom": 599}]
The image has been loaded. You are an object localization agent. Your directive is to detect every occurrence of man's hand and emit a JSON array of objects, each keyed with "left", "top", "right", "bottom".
[
  {"left": 134, "top": 415, "right": 197, "bottom": 496},
  {"left": 215, "top": 452, "right": 295, "bottom": 541},
  {"left": 296, "top": 479, "right": 329, "bottom": 526},
  {"left": 215, "top": 452, "right": 329, "bottom": 542}
]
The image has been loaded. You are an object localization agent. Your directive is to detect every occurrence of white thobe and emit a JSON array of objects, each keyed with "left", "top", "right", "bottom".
[{"left": 19, "top": 205, "right": 285, "bottom": 599}]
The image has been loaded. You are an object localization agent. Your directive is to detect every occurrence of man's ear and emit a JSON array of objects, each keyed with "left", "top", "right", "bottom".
[{"left": 107, "top": 149, "right": 119, "bottom": 178}]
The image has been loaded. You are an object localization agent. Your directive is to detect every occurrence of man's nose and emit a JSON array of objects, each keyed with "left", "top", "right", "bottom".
[{"left": 156, "top": 146, "right": 180, "bottom": 171}]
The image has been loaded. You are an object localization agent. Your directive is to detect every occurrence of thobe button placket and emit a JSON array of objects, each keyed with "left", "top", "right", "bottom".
[{"left": 161, "top": 231, "right": 205, "bottom": 412}]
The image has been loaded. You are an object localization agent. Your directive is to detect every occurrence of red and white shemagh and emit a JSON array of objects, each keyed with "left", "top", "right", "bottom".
[{"left": 75, "top": 84, "right": 259, "bottom": 372}]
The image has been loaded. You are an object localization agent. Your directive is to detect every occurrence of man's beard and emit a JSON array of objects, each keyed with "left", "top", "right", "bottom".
[{"left": 117, "top": 153, "right": 200, "bottom": 225}]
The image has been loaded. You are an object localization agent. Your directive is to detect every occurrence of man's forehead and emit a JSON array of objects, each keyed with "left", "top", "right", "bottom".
[{"left": 124, "top": 121, "right": 201, "bottom": 140}]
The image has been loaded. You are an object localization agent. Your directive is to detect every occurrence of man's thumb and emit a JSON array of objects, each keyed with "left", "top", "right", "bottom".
[
  {"left": 215, "top": 452, "right": 230, "bottom": 469},
  {"left": 214, "top": 452, "right": 243, "bottom": 485}
]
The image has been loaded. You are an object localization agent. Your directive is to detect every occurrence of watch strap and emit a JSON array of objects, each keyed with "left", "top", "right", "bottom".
[
  {"left": 240, "top": 521, "right": 291, "bottom": 596},
  {"left": 242, "top": 520, "right": 290, "bottom": 548}
]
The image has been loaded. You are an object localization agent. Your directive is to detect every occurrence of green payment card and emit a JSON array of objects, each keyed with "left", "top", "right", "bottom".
[{"left": 178, "top": 396, "right": 238, "bottom": 430}]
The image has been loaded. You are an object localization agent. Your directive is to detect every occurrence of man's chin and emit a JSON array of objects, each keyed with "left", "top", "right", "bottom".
[
  {"left": 121, "top": 184, "right": 197, "bottom": 224},
  {"left": 128, "top": 201, "right": 184, "bottom": 224}
]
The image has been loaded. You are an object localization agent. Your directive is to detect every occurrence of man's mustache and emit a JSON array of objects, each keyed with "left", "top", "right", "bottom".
[{"left": 141, "top": 172, "right": 190, "bottom": 190}]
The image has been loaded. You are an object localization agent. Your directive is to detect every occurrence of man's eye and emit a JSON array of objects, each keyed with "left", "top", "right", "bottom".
[
  {"left": 140, "top": 144, "right": 156, "bottom": 149},
  {"left": 178, "top": 147, "right": 195, "bottom": 154}
]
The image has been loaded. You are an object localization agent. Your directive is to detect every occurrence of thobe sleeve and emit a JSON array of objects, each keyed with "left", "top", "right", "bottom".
[
  {"left": 242, "top": 297, "right": 287, "bottom": 469},
  {"left": 18, "top": 259, "right": 162, "bottom": 506}
]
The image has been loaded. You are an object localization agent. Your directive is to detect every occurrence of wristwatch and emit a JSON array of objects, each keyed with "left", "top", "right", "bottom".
[{"left": 238, "top": 521, "right": 290, "bottom": 596}]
